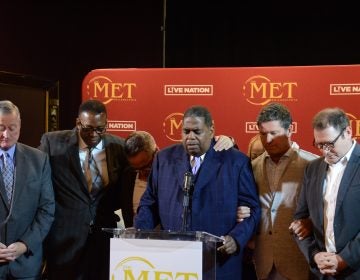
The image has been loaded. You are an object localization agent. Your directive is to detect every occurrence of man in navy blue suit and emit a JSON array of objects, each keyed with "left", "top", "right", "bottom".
[{"left": 135, "top": 105, "right": 260, "bottom": 280}]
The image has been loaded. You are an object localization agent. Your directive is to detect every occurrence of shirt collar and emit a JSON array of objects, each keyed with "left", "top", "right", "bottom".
[
  {"left": 191, "top": 153, "right": 206, "bottom": 162},
  {"left": 0, "top": 144, "right": 16, "bottom": 160},
  {"left": 325, "top": 139, "right": 356, "bottom": 166}
]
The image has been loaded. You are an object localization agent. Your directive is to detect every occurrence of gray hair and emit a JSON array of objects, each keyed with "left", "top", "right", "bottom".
[{"left": 0, "top": 100, "right": 21, "bottom": 120}]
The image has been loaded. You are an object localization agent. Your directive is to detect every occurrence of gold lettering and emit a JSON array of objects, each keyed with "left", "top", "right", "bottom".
[
  {"left": 111, "top": 83, "right": 136, "bottom": 99},
  {"left": 249, "top": 82, "right": 267, "bottom": 99},
  {"left": 111, "top": 83, "right": 122, "bottom": 98},
  {"left": 170, "top": 118, "right": 182, "bottom": 136},
  {"left": 124, "top": 83, "right": 136, "bottom": 99},
  {"left": 269, "top": 83, "right": 282, "bottom": 98},
  {"left": 154, "top": 271, "right": 173, "bottom": 279},
  {"left": 123, "top": 269, "right": 149, "bottom": 280},
  {"left": 282, "top": 82, "right": 297, "bottom": 98},
  {"left": 248, "top": 81, "right": 297, "bottom": 100},
  {"left": 94, "top": 81, "right": 109, "bottom": 98},
  {"left": 175, "top": 272, "right": 199, "bottom": 279}
]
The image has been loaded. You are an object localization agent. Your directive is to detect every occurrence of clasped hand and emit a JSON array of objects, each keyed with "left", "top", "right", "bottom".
[
  {"left": 314, "top": 252, "right": 347, "bottom": 276},
  {"left": 0, "top": 242, "right": 27, "bottom": 262}
]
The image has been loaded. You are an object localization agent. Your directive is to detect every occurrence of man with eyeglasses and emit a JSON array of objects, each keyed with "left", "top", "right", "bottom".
[
  {"left": 39, "top": 99, "right": 132, "bottom": 280},
  {"left": 294, "top": 107, "right": 360, "bottom": 279}
]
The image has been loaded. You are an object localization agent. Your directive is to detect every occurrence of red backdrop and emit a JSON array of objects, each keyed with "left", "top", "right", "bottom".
[{"left": 82, "top": 66, "right": 360, "bottom": 154}]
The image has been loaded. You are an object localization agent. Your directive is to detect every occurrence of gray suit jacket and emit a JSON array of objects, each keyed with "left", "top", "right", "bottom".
[
  {"left": 295, "top": 142, "right": 360, "bottom": 279},
  {"left": 252, "top": 147, "right": 317, "bottom": 280},
  {"left": 39, "top": 129, "right": 132, "bottom": 278},
  {"left": 0, "top": 143, "right": 55, "bottom": 278}
]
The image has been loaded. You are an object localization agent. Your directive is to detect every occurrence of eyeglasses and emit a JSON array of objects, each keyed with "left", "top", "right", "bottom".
[
  {"left": 79, "top": 121, "right": 107, "bottom": 135},
  {"left": 313, "top": 128, "right": 345, "bottom": 151}
]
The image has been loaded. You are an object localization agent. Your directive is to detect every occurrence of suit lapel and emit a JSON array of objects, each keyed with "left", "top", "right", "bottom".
[
  {"left": 67, "top": 132, "right": 89, "bottom": 195},
  {"left": 316, "top": 160, "right": 328, "bottom": 229},
  {"left": 193, "top": 145, "right": 221, "bottom": 193},
  {"left": 335, "top": 143, "right": 360, "bottom": 214},
  {"left": 12, "top": 144, "right": 27, "bottom": 208}
]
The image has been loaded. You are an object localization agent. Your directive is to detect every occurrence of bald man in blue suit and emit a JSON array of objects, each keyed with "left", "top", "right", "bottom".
[{"left": 135, "top": 105, "right": 260, "bottom": 280}]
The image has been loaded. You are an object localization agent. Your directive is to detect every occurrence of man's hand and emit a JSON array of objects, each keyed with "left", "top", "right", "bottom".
[
  {"left": 289, "top": 218, "right": 312, "bottom": 240},
  {"left": 314, "top": 252, "right": 337, "bottom": 276},
  {"left": 0, "top": 242, "right": 27, "bottom": 263},
  {"left": 237, "top": 206, "right": 251, "bottom": 222},
  {"left": 213, "top": 135, "right": 235, "bottom": 151},
  {"left": 217, "top": 235, "right": 238, "bottom": 255}
]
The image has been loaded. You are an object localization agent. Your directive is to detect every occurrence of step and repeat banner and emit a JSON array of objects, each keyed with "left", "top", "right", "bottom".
[{"left": 82, "top": 66, "right": 360, "bottom": 154}]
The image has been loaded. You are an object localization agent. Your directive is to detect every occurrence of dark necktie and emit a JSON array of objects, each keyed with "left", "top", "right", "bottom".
[{"left": 2, "top": 153, "right": 14, "bottom": 203}]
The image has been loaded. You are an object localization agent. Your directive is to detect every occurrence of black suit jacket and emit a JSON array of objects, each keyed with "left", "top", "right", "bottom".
[
  {"left": 39, "top": 129, "right": 132, "bottom": 279},
  {"left": 295, "top": 142, "right": 360, "bottom": 279}
]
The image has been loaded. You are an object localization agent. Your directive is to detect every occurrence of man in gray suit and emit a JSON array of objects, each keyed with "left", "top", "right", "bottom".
[
  {"left": 39, "top": 99, "right": 132, "bottom": 280},
  {"left": 295, "top": 107, "right": 360, "bottom": 279},
  {"left": 250, "top": 102, "right": 317, "bottom": 280},
  {"left": 0, "top": 100, "right": 54, "bottom": 279}
]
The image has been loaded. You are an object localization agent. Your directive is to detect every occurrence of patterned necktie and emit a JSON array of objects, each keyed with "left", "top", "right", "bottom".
[
  {"left": 2, "top": 153, "right": 14, "bottom": 203},
  {"left": 191, "top": 156, "right": 202, "bottom": 175},
  {"left": 85, "top": 148, "right": 103, "bottom": 196}
]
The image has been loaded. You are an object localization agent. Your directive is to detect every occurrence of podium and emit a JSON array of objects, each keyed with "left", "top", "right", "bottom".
[{"left": 103, "top": 228, "right": 224, "bottom": 280}]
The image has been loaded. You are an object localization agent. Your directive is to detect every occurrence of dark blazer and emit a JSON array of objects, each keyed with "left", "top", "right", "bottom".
[
  {"left": 295, "top": 142, "right": 360, "bottom": 279},
  {"left": 135, "top": 140, "right": 261, "bottom": 280},
  {"left": 39, "top": 129, "right": 132, "bottom": 279},
  {"left": 0, "top": 143, "right": 54, "bottom": 278}
]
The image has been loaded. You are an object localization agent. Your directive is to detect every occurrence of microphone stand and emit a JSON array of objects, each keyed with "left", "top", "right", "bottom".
[{"left": 181, "top": 172, "right": 193, "bottom": 232}]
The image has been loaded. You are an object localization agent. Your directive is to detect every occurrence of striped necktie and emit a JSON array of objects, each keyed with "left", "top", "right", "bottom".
[
  {"left": 191, "top": 156, "right": 202, "bottom": 175},
  {"left": 85, "top": 148, "right": 103, "bottom": 197},
  {"left": 2, "top": 152, "right": 14, "bottom": 203}
]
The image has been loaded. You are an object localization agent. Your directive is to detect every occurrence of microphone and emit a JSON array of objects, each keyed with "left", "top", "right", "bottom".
[{"left": 183, "top": 172, "right": 193, "bottom": 194}]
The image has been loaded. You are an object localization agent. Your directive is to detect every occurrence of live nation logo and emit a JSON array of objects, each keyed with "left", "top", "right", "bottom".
[
  {"left": 107, "top": 120, "right": 136, "bottom": 132},
  {"left": 164, "top": 85, "right": 213, "bottom": 96},
  {"left": 242, "top": 75, "right": 298, "bottom": 105},
  {"left": 330, "top": 83, "right": 360, "bottom": 95},
  {"left": 85, "top": 76, "right": 136, "bottom": 105},
  {"left": 246, "top": 122, "right": 298, "bottom": 133},
  {"left": 162, "top": 113, "right": 183, "bottom": 142}
]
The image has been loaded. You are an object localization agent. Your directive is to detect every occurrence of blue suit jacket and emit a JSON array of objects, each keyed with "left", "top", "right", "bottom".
[
  {"left": 135, "top": 140, "right": 260, "bottom": 280},
  {"left": 295, "top": 142, "right": 360, "bottom": 279}
]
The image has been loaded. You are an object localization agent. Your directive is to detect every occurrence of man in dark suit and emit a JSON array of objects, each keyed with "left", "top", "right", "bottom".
[
  {"left": 0, "top": 100, "right": 54, "bottom": 279},
  {"left": 123, "top": 130, "right": 236, "bottom": 226},
  {"left": 295, "top": 107, "right": 360, "bottom": 279},
  {"left": 135, "top": 105, "right": 261, "bottom": 280},
  {"left": 39, "top": 99, "right": 132, "bottom": 280}
]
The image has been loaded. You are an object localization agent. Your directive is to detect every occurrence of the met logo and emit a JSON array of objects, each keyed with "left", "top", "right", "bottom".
[
  {"left": 111, "top": 257, "right": 198, "bottom": 280},
  {"left": 242, "top": 75, "right": 298, "bottom": 105},
  {"left": 85, "top": 76, "right": 136, "bottom": 105},
  {"left": 347, "top": 113, "right": 360, "bottom": 140},
  {"left": 163, "top": 113, "right": 184, "bottom": 142}
]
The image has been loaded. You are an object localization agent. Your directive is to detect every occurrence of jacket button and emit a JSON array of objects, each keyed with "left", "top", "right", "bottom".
[{"left": 269, "top": 230, "right": 272, "bottom": 235}]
